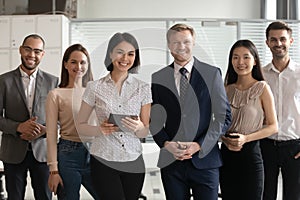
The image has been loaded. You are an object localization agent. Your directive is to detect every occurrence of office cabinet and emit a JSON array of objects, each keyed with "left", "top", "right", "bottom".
[
  {"left": 0, "top": 15, "right": 69, "bottom": 77},
  {"left": 11, "top": 16, "right": 36, "bottom": 48},
  {"left": 36, "top": 15, "right": 69, "bottom": 49},
  {"left": 0, "top": 50, "right": 10, "bottom": 74},
  {"left": 0, "top": 17, "right": 10, "bottom": 48}
]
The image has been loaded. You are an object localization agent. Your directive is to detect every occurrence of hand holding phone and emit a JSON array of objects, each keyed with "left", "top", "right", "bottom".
[
  {"left": 224, "top": 133, "right": 240, "bottom": 138},
  {"left": 56, "top": 183, "right": 66, "bottom": 198}
]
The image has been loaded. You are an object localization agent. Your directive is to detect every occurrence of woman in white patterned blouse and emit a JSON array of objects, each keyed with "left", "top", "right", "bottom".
[{"left": 77, "top": 32, "right": 152, "bottom": 200}]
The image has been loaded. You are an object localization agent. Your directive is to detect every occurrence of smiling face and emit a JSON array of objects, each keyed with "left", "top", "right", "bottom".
[
  {"left": 266, "top": 29, "right": 293, "bottom": 59},
  {"left": 168, "top": 30, "right": 195, "bottom": 66},
  {"left": 232, "top": 46, "right": 256, "bottom": 77},
  {"left": 19, "top": 37, "right": 45, "bottom": 74},
  {"left": 64, "top": 50, "right": 88, "bottom": 84},
  {"left": 109, "top": 41, "right": 136, "bottom": 73}
]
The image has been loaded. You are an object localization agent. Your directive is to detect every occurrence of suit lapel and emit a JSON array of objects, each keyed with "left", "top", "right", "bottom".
[
  {"left": 32, "top": 70, "right": 43, "bottom": 113},
  {"left": 182, "top": 61, "right": 200, "bottom": 108},
  {"left": 158, "top": 64, "right": 179, "bottom": 99},
  {"left": 189, "top": 60, "right": 203, "bottom": 91},
  {"left": 13, "top": 69, "right": 28, "bottom": 109}
]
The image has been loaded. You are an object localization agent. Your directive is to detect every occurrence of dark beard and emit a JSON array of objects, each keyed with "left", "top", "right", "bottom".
[{"left": 21, "top": 57, "right": 38, "bottom": 71}]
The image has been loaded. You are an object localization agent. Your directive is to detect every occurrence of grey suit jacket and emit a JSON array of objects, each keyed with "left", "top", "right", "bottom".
[{"left": 0, "top": 67, "right": 58, "bottom": 164}]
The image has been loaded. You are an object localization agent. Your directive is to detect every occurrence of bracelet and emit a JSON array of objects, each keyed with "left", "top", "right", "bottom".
[{"left": 49, "top": 171, "right": 59, "bottom": 175}]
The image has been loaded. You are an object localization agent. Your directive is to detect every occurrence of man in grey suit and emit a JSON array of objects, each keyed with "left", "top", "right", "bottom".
[{"left": 0, "top": 34, "right": 58, "bottom": 200}]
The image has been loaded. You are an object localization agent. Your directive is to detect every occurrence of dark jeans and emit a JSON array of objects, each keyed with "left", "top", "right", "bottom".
[
  {"left": 90, "top": 155, "right": 145, "bottom": 200},
  {"left": 57, "top": 138, "right": 99, "bottom": 200},
  {"left": 220, "top": 141, "right": 264, "bottom": 200},
  {"left": 260, "top": 138, "right": 300, "bottom": 200},
  {"left": 161, "top": 159, "right": 219, "bottom": 200},
  {"left": 3, "top": 150, "right": 51, "bottom": 200}
]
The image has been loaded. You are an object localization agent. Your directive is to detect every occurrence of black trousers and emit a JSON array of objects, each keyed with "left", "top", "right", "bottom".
[
  {"left": 220, "top": 141, "right": 264, "bottom": 200},
  {"left": 90, "top": 155, "right": 145, "bottom": 200},
  {"left": 260, "top": 138, "right": 300, "bottom": 200},
  {"left": 3, "top": 150, "right": 51, "bottom": 200}
]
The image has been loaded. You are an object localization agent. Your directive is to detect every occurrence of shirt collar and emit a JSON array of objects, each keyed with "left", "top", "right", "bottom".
[
  {"left": 174, "top": 57, "right": 194, "bottom": 74},
  {"left": 19, "top": 66, "right": 38, "bottom": 79},
  {"left": 287, "top": 59, "right": 297, "bottom": 71},
  {"left": 266, "top": 59, "right": 297, "bottom": 73},
  {"left": 104, "top": 72, "right": 134, "bottom": 84}
]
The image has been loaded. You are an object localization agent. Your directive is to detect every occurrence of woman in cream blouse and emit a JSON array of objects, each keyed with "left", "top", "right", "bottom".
[{"left": 46, "top": 44, "right": 98, "bottom": 200}]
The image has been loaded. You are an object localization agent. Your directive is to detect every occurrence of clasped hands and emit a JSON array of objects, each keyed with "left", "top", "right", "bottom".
[
  {"left": 17, "top": 116, "right": 45, "bottom": 141},
  {"left": 221, "top": 133, "right": 246, "bottom": 151},
  {"left": 164, "top": 141, "right": 201, "bottom": 161}
]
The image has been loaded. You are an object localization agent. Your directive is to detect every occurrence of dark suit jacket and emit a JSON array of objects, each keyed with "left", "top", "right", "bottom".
[
  {"left": 151, "top": 57, "right": 231, "bottom": 169},
  {"left": 0, "top": 67, "right": 58, "bottom": 164}
]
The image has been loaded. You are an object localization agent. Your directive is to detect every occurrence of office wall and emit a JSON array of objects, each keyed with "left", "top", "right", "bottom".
[{"left": 77, "top": 0, "right": 261, "bottom": 19}]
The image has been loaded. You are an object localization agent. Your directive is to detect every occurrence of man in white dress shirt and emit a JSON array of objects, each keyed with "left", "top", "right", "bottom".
[{"left": 261, "top": 21, "right": 300, "bottom": 200}]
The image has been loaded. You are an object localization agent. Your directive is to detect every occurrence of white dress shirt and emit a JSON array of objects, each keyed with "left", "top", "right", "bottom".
[
  {"left": 263, "top": 60, "right": 300, "bottom": 141},
  {"left": 20, "top": 67, "right": 37, "bottom": 117},
  {"left": 174, "top": 57, "right": 194, "bottom": 95}
]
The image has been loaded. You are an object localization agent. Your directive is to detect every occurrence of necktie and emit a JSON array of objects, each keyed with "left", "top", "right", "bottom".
[{"left": 179, "top": 67, "right": 188, "bottom": 105}]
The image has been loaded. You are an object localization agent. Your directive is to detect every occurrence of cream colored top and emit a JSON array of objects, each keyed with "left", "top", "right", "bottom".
[
  {"left": 226, "top": 81, "right": 266, "bottom": 135},
  {"left": 46, "top": 88, "right": 93, "bottom": 170},
  {"left": 46, "top": 88, "right": 90, "bottom": 142}
]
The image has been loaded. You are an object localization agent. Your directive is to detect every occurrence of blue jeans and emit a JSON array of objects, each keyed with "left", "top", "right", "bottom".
[{"left": 58, "top": 139, "right": 99, "bottom": 200}]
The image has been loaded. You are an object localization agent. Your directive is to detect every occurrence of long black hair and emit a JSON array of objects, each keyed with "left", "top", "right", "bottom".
[{"left": 224, "top": 39, "right": 264, "bottom": 85}]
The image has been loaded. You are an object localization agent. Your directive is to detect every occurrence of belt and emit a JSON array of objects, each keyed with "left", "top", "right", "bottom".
[{"left": 264, "top": 138, "right": 300, "bottom": 146}]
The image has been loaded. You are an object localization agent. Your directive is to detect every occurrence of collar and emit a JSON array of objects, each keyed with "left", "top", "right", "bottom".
[
  {"left": 174, "top": 57, "right": 194, "bottom": 74},
  {"left": 266, "top": 59, "right": 297, "bottom": 73},
  {"left": 104, "top": 72, "right": 134, "bottom": 84},
  {"left": 19, "top": 66, "right": 38, "bottom": 79}
]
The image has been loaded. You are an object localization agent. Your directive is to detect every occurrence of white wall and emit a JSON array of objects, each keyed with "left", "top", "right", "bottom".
[{"left": 77, "top": 0, "right": 261, "bottom": 19}]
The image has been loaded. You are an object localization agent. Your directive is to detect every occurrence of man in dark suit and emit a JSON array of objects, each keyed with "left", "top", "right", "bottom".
[
  {"left": 150, "top": 23, "right": 231, "bottom": 200},
  {"left": 0, "top": 34, "right": 58, "bottom": 199}
]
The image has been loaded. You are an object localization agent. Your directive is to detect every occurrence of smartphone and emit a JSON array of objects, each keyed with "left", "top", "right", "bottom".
[
  {"left": 224, "top": 133, "right": 240, "bottom": 138},
  {"left": 108, "top": 114, "right": 138, "bottom": 126},
  {"left": 56, "top": 183, "right": 66, "bottom": 198}
]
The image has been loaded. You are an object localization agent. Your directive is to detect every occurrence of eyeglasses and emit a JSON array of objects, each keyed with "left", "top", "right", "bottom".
[{"left": 21, "top": 46, "right": 44, "bottom": 55}]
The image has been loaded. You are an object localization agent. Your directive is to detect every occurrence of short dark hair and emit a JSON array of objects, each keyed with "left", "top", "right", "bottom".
[
  {"left": 265, "top": 21, "right": 292, "bottom": 39},
  {"left": 22, "top": 34, "right": 45, "bottom": 49},
  {"left": 59, "top": 44, "right": 93, "bottom": 88},
  {"left": 167, "top": 23, "right": 195, "bottom": 43},
  {"left": 225, "top": 39, "right": 264, "bottom": 85},
  {"left": 104, "top": 32, "right": 140, "bottom": 73}
]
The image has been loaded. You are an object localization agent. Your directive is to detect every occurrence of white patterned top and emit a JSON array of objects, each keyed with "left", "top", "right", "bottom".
[{"left": 82, "top": 73, "right": 152, "bottom": 162}]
